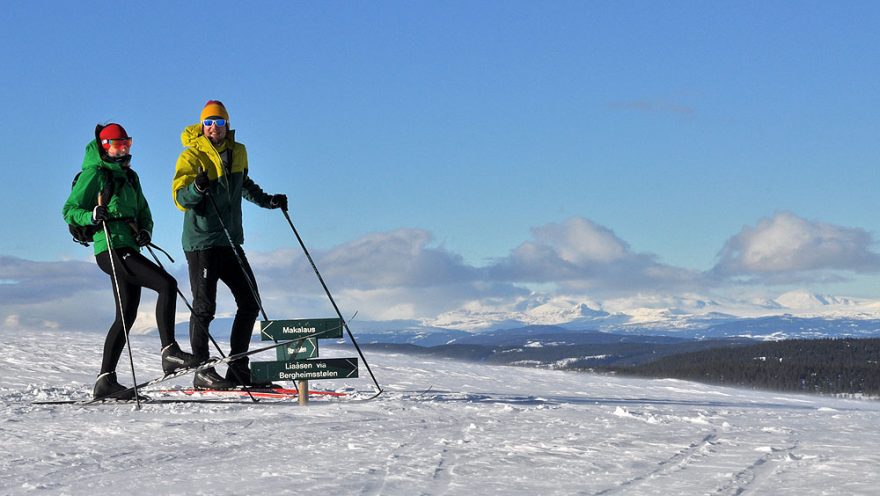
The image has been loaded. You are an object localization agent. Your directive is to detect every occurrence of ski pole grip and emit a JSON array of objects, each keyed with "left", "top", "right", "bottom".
[{"left": 196, "top": 166, "right": 210, "bottom": 195}]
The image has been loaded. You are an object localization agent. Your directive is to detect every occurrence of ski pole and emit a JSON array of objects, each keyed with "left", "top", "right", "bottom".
[
  {"left": 144, "top": 244, "right": 259, "bottom": 403},
  {"left": 279, "top": 209, "right": 383, "bottom": 394},
  {"left": 98, "top": 193, "right": 141, "bottom": 409}
]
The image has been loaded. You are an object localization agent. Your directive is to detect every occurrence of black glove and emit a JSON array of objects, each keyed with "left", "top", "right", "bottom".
[
  {"left": 92, "top": 205, "right": 109, "bottom": 224},
  {"left": 194, "top": 168, "right": 210, "bottom": 192},
  {"left": 135, "top": 229, "right": 151, "bottom": 247},
  {"left": 269, "top": 194, "right": 288, "bottom": 211}
]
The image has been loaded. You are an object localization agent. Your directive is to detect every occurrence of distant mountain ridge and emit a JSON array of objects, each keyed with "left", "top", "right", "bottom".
[
  {"left": 353, "top": 290, "right": 880, "bottom": 344},
  {"left": 173, "top": 290, "right": 880, "bottom": 345},
  {"left": 354, "top": 315, "right": 880, "bottom": 346}
]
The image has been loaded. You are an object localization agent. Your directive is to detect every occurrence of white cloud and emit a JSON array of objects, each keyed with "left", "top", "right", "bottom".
[
  {"left": 0, "top": 256, "right": 103, "bottom": 304},
  {"left": 0, "top": 256, "right": 111, "bottom": 332},
  {"left": 712, "top": 212, "right": 880, "bottom": 282},
  {"left": 0, "top": 256, "right": 188, "bottom": 334},
  {"left": 488, "top": 217, "right": 704, "bottom": 293},
  {"left": 319, "top": 229, "right": 482, "bottom": 288},
  {"left": 5, "top": 213, "right": 880, "bottom": 329},
  {"left": 245, "top": 229, "right": 525, "bottom": 321},
  {"left": 249, "top": 229, "right": 482, "bottom": 291}
]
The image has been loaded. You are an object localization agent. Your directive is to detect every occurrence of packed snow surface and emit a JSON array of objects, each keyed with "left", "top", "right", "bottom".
[{"left": 2, "top": 329, "right": 879, "bottom": 495}]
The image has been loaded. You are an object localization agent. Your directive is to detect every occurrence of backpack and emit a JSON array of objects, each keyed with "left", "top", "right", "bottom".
[{"left": 68, "top": 167, "right": 137, "bottom": 246}]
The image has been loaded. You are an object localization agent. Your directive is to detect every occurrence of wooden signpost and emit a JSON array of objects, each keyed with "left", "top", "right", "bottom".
[{"left": 253, "top": 318, "right": 358, "bottom": 404}]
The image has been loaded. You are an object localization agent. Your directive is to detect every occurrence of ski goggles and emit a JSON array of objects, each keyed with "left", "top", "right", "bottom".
[
  {"left": 101, "top": 138, "right": 132, "bottom": 149},
  {"left": 203, "top": 119, "right": 227, "bottom": 127}
]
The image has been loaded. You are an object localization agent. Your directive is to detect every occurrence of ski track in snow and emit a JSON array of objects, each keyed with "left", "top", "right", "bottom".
[{"left": 2, "top": 329, "right": 880, "bottom": 495}]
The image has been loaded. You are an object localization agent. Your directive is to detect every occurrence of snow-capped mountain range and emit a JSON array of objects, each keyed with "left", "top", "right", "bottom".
[{"left": 352, "top": 290, "right": 880, "bottom": 342}]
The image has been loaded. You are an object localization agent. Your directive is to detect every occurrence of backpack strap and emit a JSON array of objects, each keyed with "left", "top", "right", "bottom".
[
  {"left": 124, "top": 167, "right": 140, "bottom": 191},
  {"left": 99, "top": 167, "right": 140, "bottom": 202},
  {"left": 98, "top": 167, "right": 114, "bottom": 205}
]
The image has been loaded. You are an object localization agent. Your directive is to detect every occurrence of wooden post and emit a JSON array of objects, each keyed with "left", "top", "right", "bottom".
[{"left": 297, "top": 379, "right": 309, "bottom": 405}]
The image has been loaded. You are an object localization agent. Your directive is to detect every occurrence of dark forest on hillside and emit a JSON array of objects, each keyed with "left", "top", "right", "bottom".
[{"left": 596, "top": 338, "right": 880, "bottom": 396}]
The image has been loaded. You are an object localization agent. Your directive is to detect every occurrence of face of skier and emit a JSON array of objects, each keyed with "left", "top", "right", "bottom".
[
  {"left": 104, "top": 139, "right": 131, "bottom": 158},
  {"left": 203, "top": 118, "right": 227, "bottom": 145}
]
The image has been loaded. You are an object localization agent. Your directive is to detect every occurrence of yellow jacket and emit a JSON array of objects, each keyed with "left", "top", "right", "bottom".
[
  {"left": 172, "top": 124, "right": 273, "bottom": 251},
  {"left": 172, "top": 123, "right": 249, "bottom": 211}
]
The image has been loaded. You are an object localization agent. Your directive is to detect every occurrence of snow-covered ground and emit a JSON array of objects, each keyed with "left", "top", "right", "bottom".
[{"left": 2, "top": 328, "right": 879, "bottom": 495}]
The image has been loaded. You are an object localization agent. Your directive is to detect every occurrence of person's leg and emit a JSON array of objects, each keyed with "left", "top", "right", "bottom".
[
  {"left": 215, "top": 246, "right": 271, "bottom": 385},
  {"left": 96, "top": 250, "right": 141, "bottom": 375},
  {"left": 93, "top": 250, "right": 143, "bottom": 399},
  {"left": 219, "top": 246, "right": 261, "bottom": 357},
  {"left": 186, "top": 249, "right": 218, "bottom": 362},
  {"left": 114, "top": 251, "right": 202, "bottom": 372},
  {"left": 187, "top": 248, "right": 235, "bottom": 389},
  {"left": 113, "top": 251, "right": 179, "bottom": 347}
]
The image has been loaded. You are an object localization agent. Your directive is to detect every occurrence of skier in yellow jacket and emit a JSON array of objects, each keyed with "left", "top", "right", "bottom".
[{"left": 172, "top": 101, "right": 287, "bottom": 389}]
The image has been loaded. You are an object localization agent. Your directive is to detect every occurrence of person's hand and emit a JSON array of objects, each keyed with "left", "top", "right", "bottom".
[
  {"left": 135, "top": 229, "right": 151, "bottom": 247},
  {"left": 92, "top": 205, "right": 109, "bottom": 224},
  {"left": 195, "top": 168, "right": 210, "bottom": 192},
  {"left": 269, "top": 194, "right": 288, "bottom": 211}
]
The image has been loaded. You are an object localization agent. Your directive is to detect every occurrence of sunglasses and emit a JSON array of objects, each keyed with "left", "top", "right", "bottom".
[
  {"left": 203, "top": 119, "right": 227, "bottom": 128},
  {"left": 101, "top": 138, "right": 132, "bottom": 148}
]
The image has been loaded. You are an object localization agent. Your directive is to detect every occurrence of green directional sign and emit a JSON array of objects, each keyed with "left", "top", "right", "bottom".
[
  {"left": 276, "top": 338, "right": 318, "bottom": 361},
  {"left": 260, "top": 318, "right": 344, "bottom": 341},
  {"left": 251, "top": 358, "right": 359, "bottom": 382}
]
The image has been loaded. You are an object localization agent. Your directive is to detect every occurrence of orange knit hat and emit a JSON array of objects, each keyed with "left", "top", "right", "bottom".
[{"left": 200, "top": 100, "right": 229, "bottom": 122}]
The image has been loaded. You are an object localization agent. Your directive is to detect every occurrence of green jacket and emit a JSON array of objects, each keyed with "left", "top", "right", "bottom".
[
  {"left": 172, "top": 124, "right": 273, "bottom": 252},
  {"left": 62, "top": 140, "right": 152, "bottom": 255}
]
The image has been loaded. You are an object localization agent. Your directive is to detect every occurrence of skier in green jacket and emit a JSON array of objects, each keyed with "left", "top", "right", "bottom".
[
  {"left": 172, "top": 101, "right": 287, "bottom": 390},
  {"left": 63, "top": 123, "right": 200, "bottom": 399}
]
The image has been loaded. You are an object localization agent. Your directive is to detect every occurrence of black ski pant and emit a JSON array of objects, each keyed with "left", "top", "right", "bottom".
[
  {"left": 185, "top": 246, "right": 261, "bottom": 362},
  {"left": 96, "top": 248, "right": 178, "bottom": 375}
]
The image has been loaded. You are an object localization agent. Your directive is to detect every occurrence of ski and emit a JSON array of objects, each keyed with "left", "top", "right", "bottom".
[
  {"left": 32, "top": 397, "right": 283, "bottom": 405},
  {"left": 78, "top": 331, "right": 331, "bottom": 406},
  {"left": 34, "top": 387, "right": 382, "bottom": 405},
  {"left": 34, "top": 388, "right": 381, "bottom": 405},
  {"left": 359, "top": 388, "right": 385, "bottom": 401},
  {"left": 155, "top": 385, "right": 384, "bottom": 401},
  {"left": 154, "top": 386, "right": 348, "bottom": 399}
]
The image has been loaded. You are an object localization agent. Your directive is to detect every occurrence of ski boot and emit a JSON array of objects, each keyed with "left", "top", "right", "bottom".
[
  {"left": 161, "top": 342, "right": 202, "bottom": 375},
  {"left": 226, "top": 358, "right": 278, "bottom": 388},
  {"left": 93, "top": 371, "right": 147, "bottom": 401},
  {"left": 193, "top": 367, "right": 236, "bottom": 390}
]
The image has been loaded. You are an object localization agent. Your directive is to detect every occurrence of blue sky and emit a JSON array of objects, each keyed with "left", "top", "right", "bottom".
[{"left": 1, "top": 2, "right": 879, "bottom": 330}]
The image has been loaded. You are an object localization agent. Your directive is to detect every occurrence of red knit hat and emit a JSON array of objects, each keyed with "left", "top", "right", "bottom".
[{"left": 98, "top": 123, "right": 130, "bottom": 149}]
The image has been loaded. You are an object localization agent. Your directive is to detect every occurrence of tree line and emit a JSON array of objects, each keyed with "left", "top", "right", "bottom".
[{"left": 595, "top": 338, "right": 880, "bottom": 396}]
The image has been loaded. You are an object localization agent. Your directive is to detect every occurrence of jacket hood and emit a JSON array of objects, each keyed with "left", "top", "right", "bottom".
[{"left": 81, "top": 140, "right": 128, "bottom": 173}]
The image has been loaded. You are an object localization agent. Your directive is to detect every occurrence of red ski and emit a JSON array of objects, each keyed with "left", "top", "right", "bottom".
[{"left": 153, "top": 386, "right": 348, "bottom": 399}]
